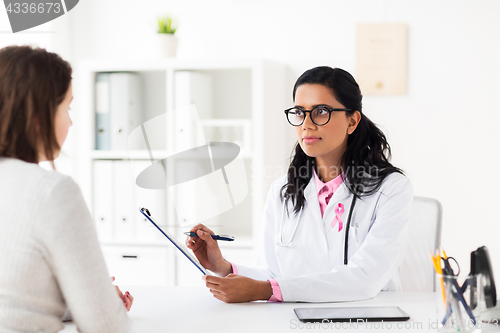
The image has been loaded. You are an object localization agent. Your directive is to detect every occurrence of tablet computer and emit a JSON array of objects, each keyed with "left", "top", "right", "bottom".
[
  {"left": 139, "top": 207, "right": 210, "bottom": 275},
  {"left": 294, "top": 306, "right": 410, "bottom": 323}
]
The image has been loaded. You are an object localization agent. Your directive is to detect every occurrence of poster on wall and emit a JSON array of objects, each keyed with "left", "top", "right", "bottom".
[{"left": 356, "top": 23, "right": 408, "bottom": 95}]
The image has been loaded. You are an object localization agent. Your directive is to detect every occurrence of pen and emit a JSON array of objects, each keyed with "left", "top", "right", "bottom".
[
  {"left": 184, "top": 232, "right": 235, "bottom": 242},
  {"left": 439, "top": 247, "right": 477, "bottom": 326},
  {"left": 442, "top": 262, "right": 476, "bottom": 325},
  {"left": 431, "top": 251, "right": 446, "bottom": 306}
]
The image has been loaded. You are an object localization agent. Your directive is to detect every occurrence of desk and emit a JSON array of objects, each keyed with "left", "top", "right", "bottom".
[{"left": 61, "top": 287, "right": 499, "bottom": 332}]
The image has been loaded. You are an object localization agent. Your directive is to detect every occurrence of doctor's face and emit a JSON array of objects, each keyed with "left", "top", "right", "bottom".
[{"left": 293, "top": 84, "right": 358, "bottom": 166}]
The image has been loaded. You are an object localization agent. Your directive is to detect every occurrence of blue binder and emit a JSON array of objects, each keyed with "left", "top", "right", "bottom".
[{"left": 95, "top": 73, "right": 110, "bottom": 150}]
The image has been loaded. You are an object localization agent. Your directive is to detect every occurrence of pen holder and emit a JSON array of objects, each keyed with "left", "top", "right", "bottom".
[{"left": 436, "top": 273, "right": 485, "bottom": 332}]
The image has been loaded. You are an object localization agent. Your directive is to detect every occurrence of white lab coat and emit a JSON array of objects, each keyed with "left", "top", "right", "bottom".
[{"left": 234, "top": 172, "right": 413, "bottom": 302}]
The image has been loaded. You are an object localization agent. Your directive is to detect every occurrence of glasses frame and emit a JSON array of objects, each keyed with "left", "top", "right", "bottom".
[{"left": 284, "top": 106, "right": 353, "bottom": 126}]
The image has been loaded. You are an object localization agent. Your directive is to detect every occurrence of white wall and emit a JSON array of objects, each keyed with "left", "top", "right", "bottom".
[
  {"left": 0, "top": 9, "right": 54, "bottom": 50},
  {"left": 4, "top": 0, "right": 500, "bottom": 276}
]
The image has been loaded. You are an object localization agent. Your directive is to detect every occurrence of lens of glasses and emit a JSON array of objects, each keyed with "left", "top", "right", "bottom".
[
  {"left": 286, "top": 108, "right": 305, "bottom": 126},
  {"left": 311, "top": 107, "right": 330, "bottom": 125},
  {"left": 286, "top": 107, "right": 331, "bottom": 126}
]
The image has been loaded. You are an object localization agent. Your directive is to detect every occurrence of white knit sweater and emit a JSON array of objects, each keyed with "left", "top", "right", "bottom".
[{"left": 0, "top": 157, "right": 129, "bottom": 333}]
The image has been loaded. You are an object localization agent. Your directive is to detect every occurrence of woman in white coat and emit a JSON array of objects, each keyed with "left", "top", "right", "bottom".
[{"left": 187, "top": 66, "right": 413, "bottom": 303}]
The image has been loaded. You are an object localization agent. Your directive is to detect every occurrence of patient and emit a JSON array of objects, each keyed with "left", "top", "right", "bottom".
[{"left": 0, "top": 45, "right": 132, "bottom": 332}]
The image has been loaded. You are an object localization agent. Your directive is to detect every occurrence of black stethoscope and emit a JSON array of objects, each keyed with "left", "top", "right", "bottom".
[{"left": 276, "top": 195, "right": 357, "bottom": 265}]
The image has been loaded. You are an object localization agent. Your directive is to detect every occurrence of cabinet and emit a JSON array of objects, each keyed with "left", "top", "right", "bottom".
[{"left": 75, "top": 59, "right": 289, "bottom": 286}]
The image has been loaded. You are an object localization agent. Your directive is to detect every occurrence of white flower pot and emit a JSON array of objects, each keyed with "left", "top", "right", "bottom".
[{"left": 156, "top": 34, "right": 178, "bottom": 57}]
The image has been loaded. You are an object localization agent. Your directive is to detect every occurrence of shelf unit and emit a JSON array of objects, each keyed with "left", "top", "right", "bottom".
[{"left": 75, "top": 58, "right": 290, "bottom": 286}]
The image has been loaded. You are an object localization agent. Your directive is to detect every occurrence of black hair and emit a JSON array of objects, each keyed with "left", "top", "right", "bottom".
[{"left": 280, "top": 66, "right": 403, "bottom": 214}]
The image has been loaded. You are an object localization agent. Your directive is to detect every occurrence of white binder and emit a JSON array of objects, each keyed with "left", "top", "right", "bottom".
[
  {"left": 173, "top": 72, "right": 212, "bottom": 150},
  {"left": 173, "top": 72, "right": 213, "bottom": 226},
  {"left": 109, "top": 73, "right": 142, "bottom": 150},
  {"left": 92, "top": 160, "right": 114, "bottom": 241},
  {"left": 113, "top": 160, "right": 136, "bottom": 240},
  {"left": 130, "top": 160, "right": 167, "bottom": 242}
]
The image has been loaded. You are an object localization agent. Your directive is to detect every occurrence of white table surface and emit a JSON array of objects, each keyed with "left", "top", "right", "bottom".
[{"left": 61, "top": 287, "right": 500, "bottom": 332}]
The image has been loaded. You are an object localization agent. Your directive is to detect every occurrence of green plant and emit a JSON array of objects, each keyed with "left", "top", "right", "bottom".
[{"left": 157, "top": 16, "right": 177, "bottom": 34}]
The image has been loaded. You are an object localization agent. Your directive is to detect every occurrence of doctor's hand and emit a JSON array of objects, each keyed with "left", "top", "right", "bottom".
[
  {"left": 203, "top": 274, "right": 273, "bottom": 303},
  {"left": 186, "top": 224, "right": 232, "bottom": 277}
]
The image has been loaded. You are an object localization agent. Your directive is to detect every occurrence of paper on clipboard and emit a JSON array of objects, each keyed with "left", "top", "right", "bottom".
[{"left": 139, "top": 207, "right": 210, "bottom": 275}]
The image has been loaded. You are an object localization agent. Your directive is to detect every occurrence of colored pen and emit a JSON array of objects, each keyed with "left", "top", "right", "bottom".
[
  {"left": 431, "top": 250, "right": 446, "bottom": 306},
  {"left": 184, "top": 232, "right": 234, "bottom": 241},
  {"left": 441, "top": 250, "right": 476, "bottom": 325}
]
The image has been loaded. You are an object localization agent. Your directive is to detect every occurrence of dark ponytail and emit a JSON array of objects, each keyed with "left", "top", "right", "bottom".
[{"left": 280, "top": 66, "right": 403, "bottom": 215}]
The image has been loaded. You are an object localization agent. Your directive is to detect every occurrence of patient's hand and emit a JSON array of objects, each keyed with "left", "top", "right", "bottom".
[
  {"left": 112, "top": 277, "right": 134, "bottom": 311},
  {"left": 202, "top": 274, "right": 273, "bottom": 303},
  {"left": 115, "top": 285, "right": 134, "bottom": 311}
]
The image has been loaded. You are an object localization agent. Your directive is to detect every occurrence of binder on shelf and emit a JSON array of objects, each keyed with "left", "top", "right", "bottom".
[
  {"left": 174, "top": 71, "right": 213, "bottom": 151},
  {"left": 131, "top": 160, "right": 167, "bottom": 242},
  {"left": 113, "top": 160, "right": 136, "bottom": 241},
  {"left": 95, "top": 73, "right": 110, "bottom": 150},
  {"left": 110, "top": 73, "right": 142, "bottom": 151},
  {"left": 95, "top": 72, "right": 143, "bottom": 151},
  {"left": 170, "top": 163, "right": 232, "bottom": 227},
  {"left": 172, "top": 176, "right": 199, "bottom": 227},
  {"left": 128, "top": 112, "right": 167, "bottom": 152},
  {"left": 92, "top": 160, "right": 114, "bottom": 241}
]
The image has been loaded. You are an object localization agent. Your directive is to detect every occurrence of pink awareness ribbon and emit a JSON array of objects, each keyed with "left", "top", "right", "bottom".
[{"left": 331, "top": 203, "right": 345, "bottom": 232}]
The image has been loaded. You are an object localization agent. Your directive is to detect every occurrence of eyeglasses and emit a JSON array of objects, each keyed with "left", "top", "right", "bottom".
[{"left": 284, "top": 106, "right": 352, "bottom": 126}]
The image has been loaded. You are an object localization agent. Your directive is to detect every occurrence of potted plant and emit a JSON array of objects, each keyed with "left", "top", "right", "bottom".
[{"left": 156, "top": 15, "right": 178, "bottom": 57}]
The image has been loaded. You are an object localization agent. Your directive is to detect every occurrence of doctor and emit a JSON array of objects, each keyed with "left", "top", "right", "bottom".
[{"left": 187, "top": 66, "right": 413, "bottom": 303}]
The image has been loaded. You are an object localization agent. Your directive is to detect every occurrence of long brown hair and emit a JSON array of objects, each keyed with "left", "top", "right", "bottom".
[
  {"left": 0, "top": 45, "right": 72, "bottom": 165},
  {"left": 281, "top": 67, "right": 403, "bottom": 214}
]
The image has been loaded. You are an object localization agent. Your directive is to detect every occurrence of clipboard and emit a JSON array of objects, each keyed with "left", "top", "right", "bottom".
[{"left": 139, "top": 207, "right": 210, "bottom": 275}]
